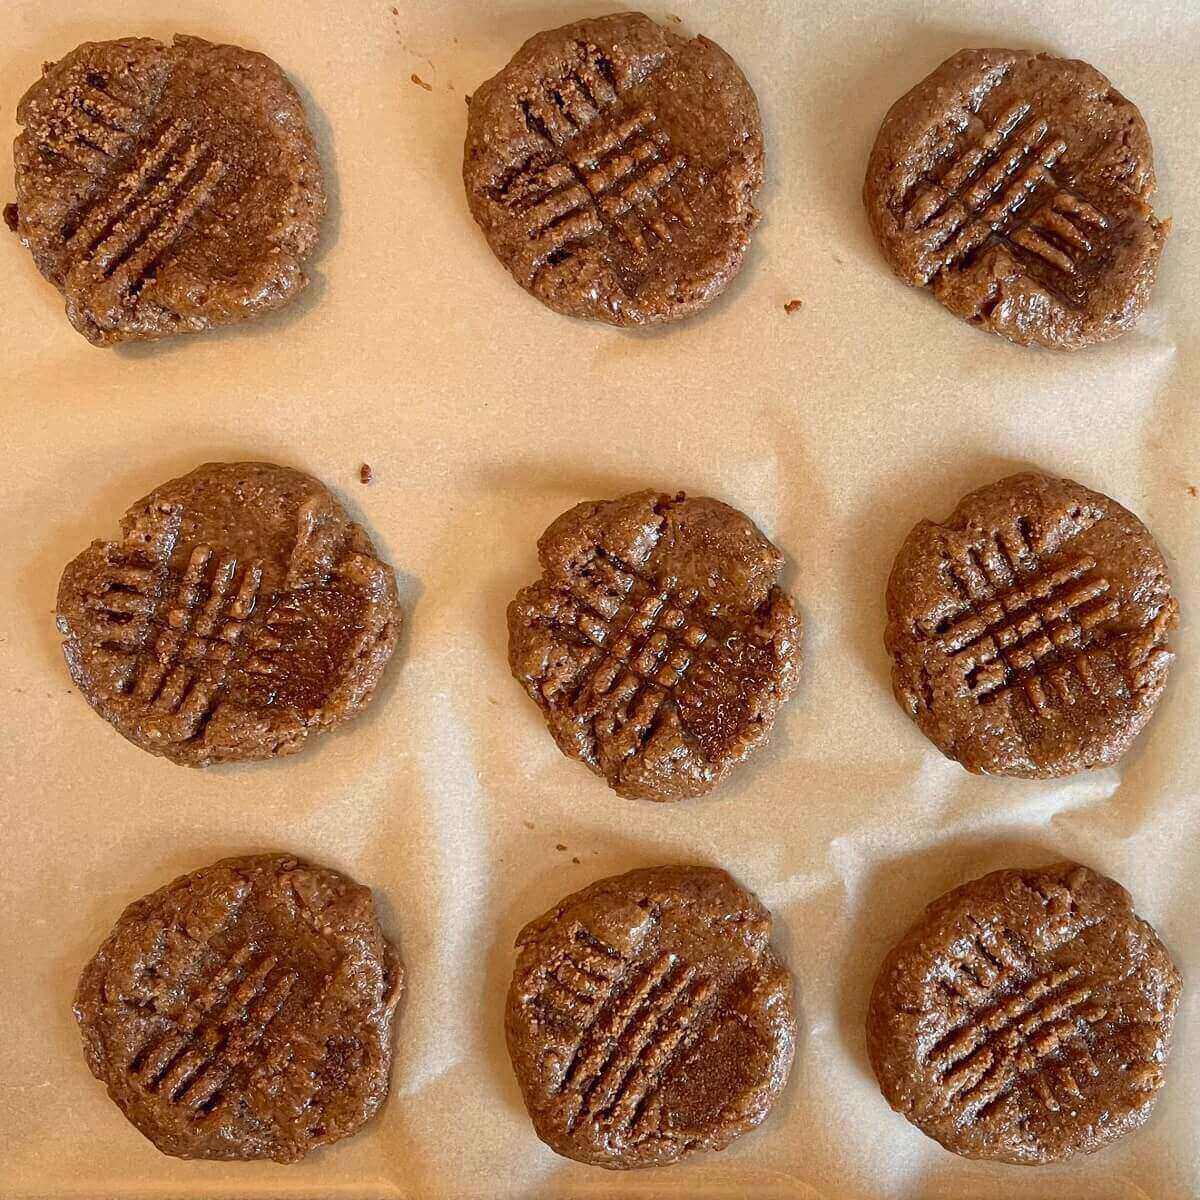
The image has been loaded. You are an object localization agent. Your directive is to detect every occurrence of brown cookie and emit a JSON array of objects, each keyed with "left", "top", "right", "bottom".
[
  {"left": 886, "top": 472, "right": 1177, "bottom": 777},
  {"left": 864, "top": 49, "right": 1168, "bottom": 349},
  {"left": 75, "top": 853, "right": 403, "bottom": 1162},
  {"left": 10, "top": 35, "right": 325, "bottom": 345},
  {"left": 57, "top": 462, "right": 400, "bottom": 766},
  {"left": 508, "top": 490, "right": 802, "bottom": 801},
  {"left": 867, "top": 863, "right": 1181, "bottom": 1164},
  {"left": 464, "top": 13, "right": 763, "bottom": 326},
  {"left": 505, "top": 865, "right": 796, "bottom": 1169}
]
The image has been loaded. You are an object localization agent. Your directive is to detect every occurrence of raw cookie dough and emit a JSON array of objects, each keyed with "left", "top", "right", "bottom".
[
  {"left": 75, "top": 853, "right": 403, "bottom": 1161},
  {"left": 864, "top": 49, "right": 1167, "bottom": 349},
  {"left": 508, "top": 489, "right": 803, "bottom": 801},
  {"left": 10, "top": 35, "right": 325, "bottom": 345},
  {"left": 57, "top": 462, "right": 401, "bottom": 765},
  {"left": 886, "top": 472, "right": 1176, "bottom": 776},
  {"left": 465, "top": 13, "right": 763, "bottom": 325},
  {"left": 506, "top": 865, "right": 796, "bottom": 1168},
  {"left": 868, "top": 862, "right": 1181, "bottom": 1163}
]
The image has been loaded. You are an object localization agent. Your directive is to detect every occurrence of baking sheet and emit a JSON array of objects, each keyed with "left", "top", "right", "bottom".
[{"left": 1, "top": 0, "right": 1197, "bottom": 1196}]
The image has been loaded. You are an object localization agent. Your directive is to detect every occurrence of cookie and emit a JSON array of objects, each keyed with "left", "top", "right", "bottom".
[
  {"left": 57, "top": 462, "right": 400, "bottom": 766},
  {"left": 75, "top": 853, "right": 403, "bottom": 1162},
  {"left": 886, "top": 472, "right": 1177, "bottom": 776},
  {"left": 464, "top": 13, "right": 763, "bottom": 326},
  {"left": 864, "top": 49, "right": 1168, "bottom": 349},
  {"left": 867, "top": 863, "right": 1181, "bottom": 1164},
  {"left": 505, "top": 865, "right": 796, "bottom": 1169},
  {"left": 508, "top": 490, "right": 802, "bottom": 801},
  {"left": 10, "top": 35, "right": 325, "bottom": 345}
]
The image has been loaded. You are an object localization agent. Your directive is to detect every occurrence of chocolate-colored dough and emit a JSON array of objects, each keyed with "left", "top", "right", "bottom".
[
  {"left": 886, "top": 472, "right": 1177, "bottom": 777},
  {"left": 464, "top": 13, "right": 763, "bottom": 325},
  {"left": 10, "top": 35, "right": 325, "bottom": 345},
  {"left": 864, "top": 49, "right": 1168, "bottom": 349},
  {"left": 75, "top": 853, "right": 403, "bottom": 1162},
  {"left": 508, "top": 490, "right": 803, "bottom": 801},
  {"left": 57, "top": 462, "right": 400, "bottom": 766},
  {"left": 868, "top": 863, "right": 1181, "bottom": 1164},
  {"left": 505, "top": 865, "right": 796, "bottom": 1169}
]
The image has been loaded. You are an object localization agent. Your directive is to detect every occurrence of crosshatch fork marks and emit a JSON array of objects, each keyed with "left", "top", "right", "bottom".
[
  {"left": 900, "top": 100, "right": 1110, "bottom": 293},
  {"left": 96, "top": 544, "right": 265, "bottom": 742},
  {"left": 942, "top": 553, "right": 1120, "bottom": 710},
  {"left": 940, "top": 965, "right": 1110, "bottom": 1121},
  {"left": 172, "top": 970, "right": 297, "bottom": 1114},
  {"left": 916, "top": 511, "right": 1145, "bottom": 715},
  {"left": 522, "top": 108, "right": 696, "bottom": 278},
  {"left": 130, "top": 948, "right": 297, "bottom": 1116},
  {"left": 923, "top": 903, "right": 1122, "bottom": 1123},
  {"left": 930, "top": 963, "right": 1087, "bottom": 1071},
  {"left": 498, "top": 47, "right": 698, "bottom": 280},
  {"left": 553, "top": 552, "right": 723, "bottom": 760}
]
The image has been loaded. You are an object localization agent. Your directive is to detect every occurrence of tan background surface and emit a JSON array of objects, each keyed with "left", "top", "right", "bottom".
[{"left": 0, "top": 0, "right": 1196, "bottom": 1196}]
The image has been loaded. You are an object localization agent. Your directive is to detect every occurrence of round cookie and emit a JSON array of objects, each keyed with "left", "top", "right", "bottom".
[
  {"left": 886, "top": 472, "right": 1177, "bottom": 777},
  {"left": 75, "top": 853, "right": 403, "bottom": 1162},
  {"left": 505, "top": 865, "right": 796, "bottom": 1169},
  {"left": 57, "top": 462, "right": 401, "bottom": 766},
  {"left": 10, "top": 35, "right": 325, "bottom": 345},
  {"left": 464, "top": 13, "right": 763, "bottom": 326},
  {"left": 864, "top": 49, "right": 1168, "bottom": 349},
  {"left": 867, "top": 863, "right": 1181, "bottom": 1164},
  {"left": 508, "top": 489, "right": 803, "bottom": 801}
]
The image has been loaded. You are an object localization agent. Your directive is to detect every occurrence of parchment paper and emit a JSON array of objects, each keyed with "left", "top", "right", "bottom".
[{"left": 1, "top": 0, "right": 1196, "bottom": 1196}]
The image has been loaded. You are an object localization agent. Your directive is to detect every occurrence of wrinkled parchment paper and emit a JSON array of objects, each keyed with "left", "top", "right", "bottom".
[{"left": 1, "top": 0, "right": 1196, "bottom": 1196}]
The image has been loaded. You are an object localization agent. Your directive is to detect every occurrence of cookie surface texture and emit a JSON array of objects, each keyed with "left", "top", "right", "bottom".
[
  {"left": 505, "top": 865, "right": 796, "bottom": 1168},
  {"left": 75, "top": 853, "right": 403, "bottom": 1162},
  {"left": 886, "top": 472, "right": 1176, "bottom": 777},
  {"left": 11, "top": 35, "right": 325, "bottom": 345},
  {"left": 508, "top": 489, "right": 803, "bottom": 801},
  {"left": 864, "top": 49, "right": 1167, "bottom": 348},
  {"left": 464, "top": 13, "right": 764, "bottom": 325},
  {"left": 867, "top": 863, "right": 1181, "bottom": 1163},
  {"left": 57, "top": 461, "right": 401, "bottom": 765}
]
